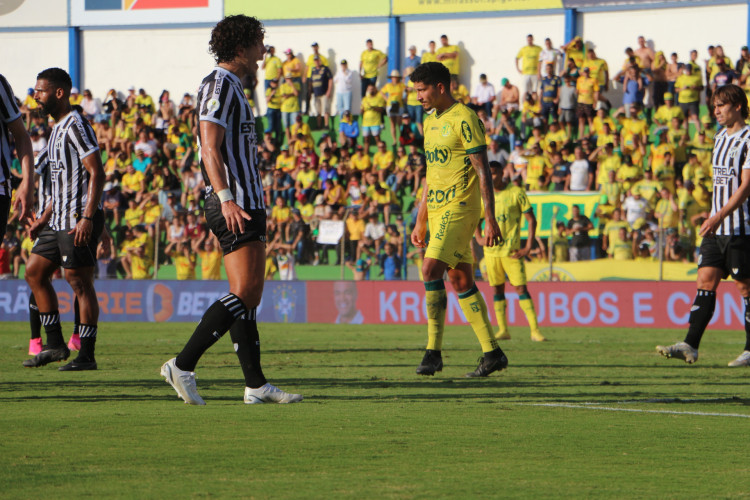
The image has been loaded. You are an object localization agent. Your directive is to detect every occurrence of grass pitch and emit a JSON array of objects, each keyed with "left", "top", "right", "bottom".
[{"left": 2, "top": 322, "right": 750, "bottom": 499}]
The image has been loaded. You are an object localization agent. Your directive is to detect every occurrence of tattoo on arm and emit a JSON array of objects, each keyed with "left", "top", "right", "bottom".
[{"left": 469, "top": 151, "right": 494, "bottom": 216}]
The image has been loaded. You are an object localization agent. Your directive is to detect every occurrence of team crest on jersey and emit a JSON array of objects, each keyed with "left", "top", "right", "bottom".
[
  {"left": 207, "top": 98, "right": 220, "bottom": 114},
  {"left": 441, "top": 123, "right": 451, "bottom": 137},
  {"left": 728, "top": 146, "right": 740, "bottom": 159},
  {"left": 461, "top": 121, "right": 472, "bottom": 143}
]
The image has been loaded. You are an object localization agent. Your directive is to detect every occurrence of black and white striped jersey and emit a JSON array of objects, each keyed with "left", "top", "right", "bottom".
[
  {"left": 34, "top": 147, "right": 52, "bottom": 218},
  {"left": 197, "top": 67, "right": 264, "bottom": 211},
  {"left": 0, "top": 74, "right": 21, "bottom": 197},
  {"left": 46, "top": 110, "right": 100, "bottom": 231},
  {"left": 712, "top": 125, "right": 750, "bottom": 236}
]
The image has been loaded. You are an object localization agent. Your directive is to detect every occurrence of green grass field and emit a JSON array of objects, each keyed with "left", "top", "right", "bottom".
[{"left": 2, "top": 322, "right": 749, "bottom": 499}]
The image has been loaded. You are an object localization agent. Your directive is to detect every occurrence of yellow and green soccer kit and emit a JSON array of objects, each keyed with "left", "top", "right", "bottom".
[
  {"left": 483, "top": 185, "right": 532, "bottom": 286},
  {"left": 424, "top": 102, "right": 486, "bottom": 269}
]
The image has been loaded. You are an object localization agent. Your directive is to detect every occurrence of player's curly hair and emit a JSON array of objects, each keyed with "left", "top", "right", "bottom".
[
  {"left": 208, "top": 15, "right": 265, "bottom": 64},
  {"left": 410, "top": 62, "right": 451, "bottom": 89}
]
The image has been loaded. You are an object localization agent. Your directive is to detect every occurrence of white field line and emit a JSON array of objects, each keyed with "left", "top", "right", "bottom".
[{"left": 515, "top": 402, "right": 750, "bottom": 419}]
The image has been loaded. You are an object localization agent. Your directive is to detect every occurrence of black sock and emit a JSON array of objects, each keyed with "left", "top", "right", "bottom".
[
  {"left": 29, "top": 293, "right": 41, "bottom": 340},
  {"left": 73, "top": 297, "right": 80, "bottom": 336},
  {"left": 229, "top": 308, "right": 267, "bottom": 389},
  {"left": 77, "top": 324, "right": 97, "bottom": 361},
  {"left": 744, "top": 297, "right": 750, "bottom": 352},
  {"left": 40, "top": 311, "right": 64, "bottom": 348},
  {"left": 684, "top": 289, "right": 716, "bottom": 349},
  {"left": 175, "top": 294, "right": 247, "bottom": 372}
]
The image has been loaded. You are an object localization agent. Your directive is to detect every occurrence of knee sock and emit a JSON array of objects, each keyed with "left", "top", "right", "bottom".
[
  {"left": 425, "top": 280, "right": 447, "bottom": 351},
  {"left": 77, "top": 324, "right": 97, "bottom": 361},
  {"left": 458, "top": 284, "right": 499, "bottom": 353},
  {"left": 29, "top": 293, "right": 41, "bottom": 340},
  {"left": 493, "top": 292, "right": 508, "bottom": 334},
  {"left": 229, "top": 308, "right": 267, "bottom": 389},
  {"left": 40, "top": 311, "right": 64, "bottom": 348},
  {"left": 683, "top": 289, "right": 716, "bottom": 350},
  {"left": 519, "top": 292, "right": 540, "bottom": 332},
  {"left": 744, "top": 296, "right": 750, "bottom": 352},
  {"left": 176, "top": 294, "right": 247, "bottom": 372}
]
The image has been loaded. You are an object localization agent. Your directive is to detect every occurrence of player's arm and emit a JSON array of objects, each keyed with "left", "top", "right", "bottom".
[
  {"left": 701, "top": 168, "right": 750, "bottom": 236},
  {"left": 410, "top": 180, "right": 429, "bottom": 248},
  {"left": 512, "top": 209, "right": 536, "bottom": 259},
  {"left": 469, "top": 151, "right": 502, "bottom": 247},
  {"left": 8, "top": 117, "right": 34, "bottom": 221},
  {"left": 200, "top": 120, "right": 251, "bottom": 235},
  {"left": 28, "top": 204, "right": 52, "bottom": 240},
  {"left": 70, "top": 149, "right": 105, "bottom": 246}
]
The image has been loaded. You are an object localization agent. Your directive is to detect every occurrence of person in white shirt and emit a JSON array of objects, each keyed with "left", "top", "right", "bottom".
[
  {"left": 623, "top": 188, "right": 648, "bottom": 227},
  {"left": 334, "top": 59, "right": 354, "bottom": 116},
  {"left": 471, "top": 73, "right": 496, "bottom": 116},
  {"left": 567, "top": 146, "right": 593, "bottom": 191},
  {"left": 539, "top": 38, "right": 562, "bottom": 76}
]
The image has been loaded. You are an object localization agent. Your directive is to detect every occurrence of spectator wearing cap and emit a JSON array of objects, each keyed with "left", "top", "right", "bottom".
[
  {"left": 305, "top": 42, "right": 330, "bottom": 113},
  {"left": 282, "top": 48, "right": 304, "bottom": 108},
  {"left": 69, "top": 86, "right": 83, "bottom": 106},
  {"left": 380, "top": 69, "right": 405, "bottom": 143},
  {"left": 334, "top": 59, "right": 354, "bottom": 116},
  {"left": 517, "top": 34, "right": 542, "bottom": 93},
  {"left": 360, "top": 84, "right": 386, "bottom": 153},
  {"left": 470, "top": 73, "right": 495, "bottom": 117},
  {"left": 436, "top": 34, "right": 460, "bottom": 76},
  {"left": 404, "top": 45, "right": 421, "bottom": 73},
  {"left": 653, "top": 92, "right": 684, "bottom": 128},
  {"left": 279, "top": 73, "right": 301, "bottom": 144},
  {"left": 360, "top": 39, "right": 388, "bottom": 98},
  {"left": 262, "top": 45, "right": 282, "bottom": 89},
  {"left": 398, "top": 112, "right": 422, "bottom": 149},
  {"left": 310, "top": 55, "right": 334, "bottom": 130},
  {"left": 494, "top": 78, "right": 519, "bottom": 118},
  {"left": 338, "top": 110, "right": 359, "bottom": 148}
]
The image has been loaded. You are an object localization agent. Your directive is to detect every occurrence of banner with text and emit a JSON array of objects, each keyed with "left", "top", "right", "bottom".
[
  {"left": 393, "top": 0, "right": 563, "bottom": 15},
  {"left": 0, "top": 280, "right": 306, "bottom": 323},
  {"left": 525, "top": 260, "right": 697, "bottom": 282},
  {"left": 524, "top": 192, "right": 602, "bottom": 238}
]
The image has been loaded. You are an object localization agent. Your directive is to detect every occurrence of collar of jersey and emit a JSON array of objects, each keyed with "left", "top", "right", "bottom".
[
  {"left": 215, "top": 66, "right": 241, "bottom": 84},
  {"left": 434, "top": 101, "right": 458, "bottom": 119}
]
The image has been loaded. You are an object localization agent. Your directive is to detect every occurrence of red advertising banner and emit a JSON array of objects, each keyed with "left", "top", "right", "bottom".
[{"left": 307, "top": 281, "right": 746, "bottom": 330}]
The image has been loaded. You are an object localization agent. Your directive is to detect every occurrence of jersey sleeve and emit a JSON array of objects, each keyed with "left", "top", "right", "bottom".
[
  {"left": 517, "top": 189, "right": 532, "bottom": 213},
  {"left": 70, "top": 115, "right": 100, "bottom": 159},
  {"left": 0, "top": 75, "right": 21, "bottom": 124},
  {"left": 34, "top": 147, "right": 48, "bottom": 175},
  {"left": 198, "top": 75, "right": 231, "bottom": 128},
  {"left": 460, "top": 107, "right": 487, "bottom": 154}
]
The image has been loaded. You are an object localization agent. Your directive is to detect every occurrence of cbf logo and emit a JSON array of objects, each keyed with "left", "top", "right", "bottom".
[
  {"left": 425, "top": 146, "right": 452, "bottom": 165},
  {"left": 272, "top": 284, "right": 297, "bottom": 323}
]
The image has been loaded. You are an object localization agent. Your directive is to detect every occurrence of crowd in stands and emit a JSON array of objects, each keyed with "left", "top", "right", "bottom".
[{"left": 2, "top": 33, "right": 745, "bottom": 280}]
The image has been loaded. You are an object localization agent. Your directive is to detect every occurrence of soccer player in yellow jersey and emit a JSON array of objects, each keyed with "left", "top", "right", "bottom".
[
  {"left": 409, "top": 62, "right": 507, "bottom": 378},
  {"left": 480, "top": 161, "right": 545, "bottom": 342}
]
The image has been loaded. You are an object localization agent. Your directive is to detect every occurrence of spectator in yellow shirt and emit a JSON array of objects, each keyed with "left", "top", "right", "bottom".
[
  {"left": 576, "top": 67, "right": 599, "bottom": 138},
  {"left": 380, "top": 70, "right": 406, "bottom": 144},
  {"left": 582, "top": 48, "right": 609, "bottom": 90},
  {"left": 351, "top": 145, "right": 372, "bottom": 173},
  {"left": 279, "top": 74, "right": 301, "bottom": 144},
  {"left": 360, "top": 84, "right": 386, "bottom": 153},
  {"left": 421, "top": 41, "right": 438, "bottom": 64},
  {"left": 360, "top": 39, "right": 388, "bottom": 98},
  {"left": 197, "top": 236, "right": 222, "bottom": 280},
  {"left": 516, "top": 34, "right": 542, "bottom": 93},
  {"left": 262, "top": 45, "right": 282, "bottom": 88},
  {"left": 436, "top": 34, "right": 460, "bottom": 76}
]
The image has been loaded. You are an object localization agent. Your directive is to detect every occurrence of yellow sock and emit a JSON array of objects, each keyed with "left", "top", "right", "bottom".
[
  {"left": 458, "top": 285, "right": 499, "bottom": 353},
  {"left": 493, "top": 293, "right": 509, "bottom": 336},
  {"left": 519, "top": 293, "right": 540, "bottom": 332},
  {"left": 425, "top": 280, "right": 447, "bottom": 351}
]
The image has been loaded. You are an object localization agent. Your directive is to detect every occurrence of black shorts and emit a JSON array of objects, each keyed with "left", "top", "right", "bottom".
[
  {"left": 698, "top": 235, "right": 750, "bottom": 280},
  {"left": 204, "top": 193, "right": 267, "bottom": 256},
  {"left": 0, "top": 195, "right": 9, "bottom": 238},
  {"left": 576, "top": 103, "right": 594, "bottom": 120},
  {"left": 679, "top": 102, "right": 699, "bottom": 118},
  {"left": 31, "top": 210, "right": 104, "bottom": 269}
]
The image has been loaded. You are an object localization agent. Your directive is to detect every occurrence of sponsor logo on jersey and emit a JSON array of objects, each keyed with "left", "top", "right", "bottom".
[
  {"left": 433, "top": 210, "right": 451, "bottom": 241},
  {"left": 206, "top": 98, "right": 220, "bottom": 114},
  {"left": 427, "top": 186, "right": 457, "bottom": 205},
  {"left": 425, "top": 146, "right": 452, "bottom": 165},
  {"left": 461, "top": 120, "right": 472, "bottom": 143}
]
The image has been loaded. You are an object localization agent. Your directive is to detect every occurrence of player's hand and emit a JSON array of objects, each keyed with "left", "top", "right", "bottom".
[
  {"left": 221, "top": 200, "right": 252, "bottom": 235},
  {"left": 411, "top": 222, "right": 427, "bottom": 248},
  {"left": 699, "top": 214, "right": 722, "bottom": 237},
  {"left": 484, "top": 218, "right": 503, "bottom": 248},
  {"left": 27, "top": 214, "right": 45, "bottom": 240},
  {"left": 12, "top": 182, "right": 34, "bottom": 223},
  {"left": 511, "top": 246, "right": 530, "bottom": 259},
  {"left": 69, "top": 218, "right": 93, "bottom": 247}
]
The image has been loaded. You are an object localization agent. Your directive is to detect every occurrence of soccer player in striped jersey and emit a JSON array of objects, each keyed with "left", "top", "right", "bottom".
[
  {"left": 23, "top": 68, "right": 105, "bottom": 371},
  {"left": 0, "top": 73, "right": 35, "bottom": 237},
  {"left": 657, "top": 84, "right": 750, "bottom": 367},
  {"left": 161, "top": 15, "right": 302, "bottom": 405}
]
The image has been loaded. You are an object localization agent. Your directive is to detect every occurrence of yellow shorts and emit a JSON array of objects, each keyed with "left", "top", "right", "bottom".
[
  {"left": 485, "top": 254, "right": 527, "bottom": 286},
  {"left": 425, "top": 208, "right": 480, "bottom": 269}
]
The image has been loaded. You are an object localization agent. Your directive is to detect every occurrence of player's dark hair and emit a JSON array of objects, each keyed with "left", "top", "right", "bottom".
[
  {"left": 36, "top": 68, "right": 72, "bottom": 93},
  {"left": 411, "top": 62, "right": 451, "bottom": 89},
  {"left": 209, "top": 15, "right": 265, "bottom": 64},
  {"left": 712, "top": 84, "right": 749, "bottom": 119}
]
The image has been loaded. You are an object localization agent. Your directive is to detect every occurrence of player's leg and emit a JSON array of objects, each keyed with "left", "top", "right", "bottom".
[
  {"left": 59, "top": 265, "right": 98, "bottom": 370},
  {"left": 448, "top": 263, "right": 508, "bottom": 378},
  {"left": 505, "top": 257, "right": 544, "bottom": 341},
  {"left": 416, "top": 256, "right": 449, "bottom": 376},
  {"left": 727, "top": 238, "right": 750, "bottom": 366},
  {"left": 28, "top": 293, "right": 43, "bottom": 355},
  {"left": 67, "top": 297, "right": 81, "bottom": 351},
  {"left": 657, "top": 263, "right": 722, "bottom": 364},
  {"left": 728, "top": 277, "right": 750, "bottom": 366},
  {"left": 486, "top": 256, "right": 510, "bottom": 339}
]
